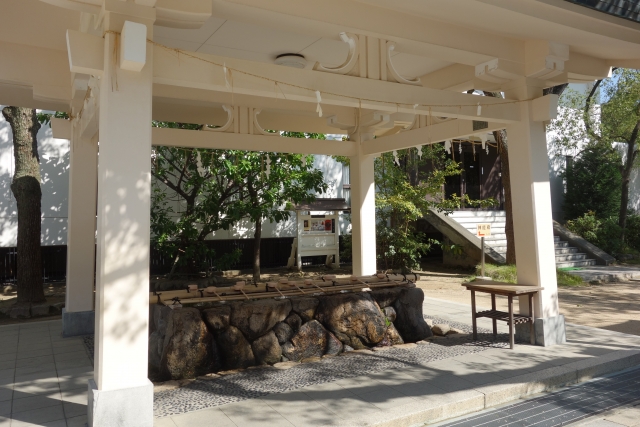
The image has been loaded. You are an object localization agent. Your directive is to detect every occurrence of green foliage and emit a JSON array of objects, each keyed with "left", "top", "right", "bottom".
[
  {"left": 626, "top": 214, "right": 640, "bottom": 251},
  {"left": 476, "top": 264, "right": 584, "bottom": 287},
  {"left": 375, "top": 144, "right": 496, "bottom": 271},
  {"left": 565, "top": 212, "right": 624, "bottom": 255},
  {"left": 36, "top": 111, "right": 69, "bottom": 126},
  {"left": 563, "top": 144, "right": 622, "bottom": 220},
  {"left": 150, "top": 123, "right": 327, "bottom": 275},
  {"left": 549, "top": 68, "right": 640, "bottom": 238}
]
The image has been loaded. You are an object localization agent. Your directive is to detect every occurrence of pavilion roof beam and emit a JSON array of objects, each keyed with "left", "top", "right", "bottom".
[
  {"left": 152, "top": 126, "right": 356, "bottom": 156},
  {"left": 0, "top": 40, "right": 71, "bottom": 111},
  {"left": 152, "top": 46, "right": 521, "bottom": 123},
  {"left": 212, "top": 0, "right": 522, "bottom": 65},
  {"left": 361, "top": 119, "right": 504, "bottom": 156}
]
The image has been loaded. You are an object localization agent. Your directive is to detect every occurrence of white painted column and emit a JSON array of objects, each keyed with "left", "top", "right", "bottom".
[
  {"left": 349, "top": 132, "right": 377, "bottom": 276},
  {"left": 63, "top": 121, "right": 97, "bottom": 337},
  {"left": 505, "top": 82, "right": 565, "bottom": 346},
  {"left": 89, "top": 6, "right": 155, "bottom": 426}
]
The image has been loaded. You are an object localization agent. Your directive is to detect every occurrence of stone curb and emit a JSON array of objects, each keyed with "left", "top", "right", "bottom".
[{"left": 323, "top": 349, "right": 640, "bottom": 427}]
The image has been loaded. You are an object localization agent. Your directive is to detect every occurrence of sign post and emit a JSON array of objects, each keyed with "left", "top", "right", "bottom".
[{"left": 477, "top": 223, "right": 492, "bottom": 280}]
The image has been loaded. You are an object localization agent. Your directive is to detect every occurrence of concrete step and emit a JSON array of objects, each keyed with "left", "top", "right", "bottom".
[
  {"left": 449, "top": 210, "right": 506, "bottom": 218},
  {"left": 555, "top": 247, "right": 579, "bottom": 255},
  {"left": 554, "top": 235, "right": 560, "bottom": 242},
  {"left": 556, "top": 259, "right": 597, "bottom": 268},
  {"left": 555, "top": 253, "right": 587, "bottom": 262},
  {"left": 555, "top": 241, "right": 569, "bottom": 248},
  {"left": 453, "top": 217, "right": 507, "bottom": 225}
]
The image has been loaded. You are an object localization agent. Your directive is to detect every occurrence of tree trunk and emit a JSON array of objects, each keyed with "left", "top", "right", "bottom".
[
  {"left": 252, "top": 218, "right": 262, "bottom": 284},
  {"left": 619, "top": 138, "right": 637, "bottom": 241},
  {"left": 2, "top": 107, "right": 45, "bottom": 304},
  {"left": 494, "top": 129, "right": 516, "bottom": 264}
]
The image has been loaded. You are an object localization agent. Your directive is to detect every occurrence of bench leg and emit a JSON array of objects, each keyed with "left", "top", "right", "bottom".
[
  {"left": 491, "top": 294, "right": 497, "bottom": 338},
  {"left": 471, "top": 290, "right": 477, "bottom": 341},
  {"left": 508, "top": 295, "right": 514, "bottom": 350},
  {"left": 529, "top": 294, "right": 535, "bottom": 345}
]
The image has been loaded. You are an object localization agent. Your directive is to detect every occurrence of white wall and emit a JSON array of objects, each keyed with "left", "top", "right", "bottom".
[
  {"left": 0, "top": 107, "right": 69, "bottom": 247},
  {"left": 546, "top": 83, "right": 593, "bottom": 222}
]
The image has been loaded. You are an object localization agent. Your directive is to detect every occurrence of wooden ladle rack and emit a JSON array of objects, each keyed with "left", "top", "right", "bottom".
[{"left": 150, "top": 273, "right": 419, "bottom": 306}]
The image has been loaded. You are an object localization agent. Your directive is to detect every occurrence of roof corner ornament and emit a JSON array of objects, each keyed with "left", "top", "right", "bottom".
[
  {"left": 386, "top": 42, "right": 421, "bottom": 86},
  {"left": 313, "top": 32, "right": 359, "bottom": 75},
  {"left": 253, "top": 109, "right": 280, "bottom": 136},
  {"left": 202, "top": 104, "right": 234, "bottom": 133}
]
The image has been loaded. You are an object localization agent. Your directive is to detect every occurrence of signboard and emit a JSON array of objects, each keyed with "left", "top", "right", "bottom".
[{"left": 477, "top": 223, "right": 491, "bottom": 237}]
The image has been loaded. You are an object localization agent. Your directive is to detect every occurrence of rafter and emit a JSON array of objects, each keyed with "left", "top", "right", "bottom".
[
  {"left": 361, "top": 119, "right": 505, "bottom": 156},
  {"left": 152, "top": 126, "right": 357, "bottom": 156}
]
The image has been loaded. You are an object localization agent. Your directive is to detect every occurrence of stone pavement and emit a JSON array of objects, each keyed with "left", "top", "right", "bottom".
[
  {"left": 0, "top": 297, "right": 639, "bottom": 427},
  {"left": 0, "top": 319, "right": 91, "bottom": 427},
  {"left": 571, "top": 399, "right": 640, "bottom": 427}
]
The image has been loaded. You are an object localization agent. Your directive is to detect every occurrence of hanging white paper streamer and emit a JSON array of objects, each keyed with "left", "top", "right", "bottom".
[
  {"left": 416, "top": 145, "right": 423, "bottom": 159},
  {"left": 265, "top": 156, "right": 272, "bottom": 178},
  {"left": 472, "top": 142, "right": 476, "bottom": 157},
  {"left": 444, "top": 140, "right": 451, "bottom": 154},
  {"left": 392, "top": 150, "right": 400, "bottom": 166},
  {"left": 223, "top": 62, "right": 231, "bottom": 90},
  {"left": 481, "top": 138, "right": 486, "bottom": 150},
  {"left": 477, "top": 102, "right": 482, "bottom": 116},
  {"left": 196, "top": 151, "right": 205, "bottom": 176},
  {"left": 315, "top": 91, "right": 323, "bottom": 117},
  {"left": 486, "top": 146, "right": 490, "bottom": 155},
  {"left": 459, "top": 142, "right": 462, "bottom": 153}
]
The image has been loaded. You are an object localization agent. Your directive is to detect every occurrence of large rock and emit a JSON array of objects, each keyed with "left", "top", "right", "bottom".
[
  {"left": 202, "top": 305, "right": 231, "bottom": 331},
  {"left": 393, "top": 288, "right": 432, "bottom": 342},
  {"left": 230, "top": 299, "right": 292, "bottom": 341},
  {"left": 284, "top": 312, "right": 302, "bottom": 333},
  {"left": 370, "top": 287, "right": 404, "bottom": 309},
  {"left": 383, "top": 306, "right": 397, "bottom": 322},
  {"left": 160, "top": 308, "right": 214, "bottom": 380},
  {"left": 273, "top": 322, "right": 293, "bottom": 344},
  {"left": 282, "top": 320, "right": 341, "bottom": 361},
  {"left": 251, "top": 331, "right": 282, "bottom": 365},
  {"left": 325, "top": 331, "right": 343, "bottom": 356},
  {"left": 315, "top": 292, "right": 387, "bottom": 348},
  {"left": 148, "top": 305, "right": 173, "bottom": 370},
  {"left": 386, "top": 324, "right": 405, "bottom": 346},
  {"left": 291, "top": 297, "right": 319, "bottom": 322},
  {"left": 216, "top": 325, "right": 255, "bottom": 369}
]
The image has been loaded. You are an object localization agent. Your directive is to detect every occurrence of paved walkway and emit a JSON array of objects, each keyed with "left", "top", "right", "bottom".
[
  {"left": 0, "top": 320, "right": 91, "bottom": 427},
  {"left": 0, "top": 297, "right": 639, "bottom": 427},
  {"left": 157, "top": 298, "right": 640, "bottom": 427}
]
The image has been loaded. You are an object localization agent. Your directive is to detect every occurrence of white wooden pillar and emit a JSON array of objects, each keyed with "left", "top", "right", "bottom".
[
  {"left": 62, "top": 120, "right": 97, "bottom": 337},
  {"left": 505, "top": 81, "right": 565, "bottom": 346},
  {"left": 89, "top": 4, "right": 155, "bottom": 426},
  {"left": 349, "top": 132, "right": 377, "bottom": 276}
]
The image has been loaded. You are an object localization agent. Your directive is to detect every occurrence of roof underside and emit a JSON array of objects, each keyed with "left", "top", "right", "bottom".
[{"left": 566, "top": 0, "right": 640, "bottom": 23}]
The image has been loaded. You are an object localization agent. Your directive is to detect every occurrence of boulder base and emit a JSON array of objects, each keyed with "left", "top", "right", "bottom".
[
  {"left": 315, "top": 293, "right": 387, "bottom": 348},
  {"left": 393, "top": 288, "right": 432, "bottom": 342},
  {"left": 160, "top": 308, "right": 214, "bottom": 380}
]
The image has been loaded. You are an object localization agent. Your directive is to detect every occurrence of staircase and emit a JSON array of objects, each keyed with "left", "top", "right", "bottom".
[{"left": 448, "top": 211, "right": 597, "bottom": 268}]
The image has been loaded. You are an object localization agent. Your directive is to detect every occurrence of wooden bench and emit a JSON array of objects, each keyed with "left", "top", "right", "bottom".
[{"left": 461, "top": 280, "right": 543, "bottom": 349}]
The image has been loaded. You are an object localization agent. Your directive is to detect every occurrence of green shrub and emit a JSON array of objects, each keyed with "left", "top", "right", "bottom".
[
  {"left": 626, "top": 214, "right": 640, "bottom": 252},
  {"left": 474, "top": 264, "right": 584, "bottom": 286},
  {"left": 563, "top": 144, "right": 622, "bottom": 220},
  {"left": 565, "top": 212, "right": 623, "bottom": 255}
]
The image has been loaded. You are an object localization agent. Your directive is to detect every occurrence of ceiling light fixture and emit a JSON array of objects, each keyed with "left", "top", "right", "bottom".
[{"left": 274, "top": 53, "right": 307, "bottom": 69}]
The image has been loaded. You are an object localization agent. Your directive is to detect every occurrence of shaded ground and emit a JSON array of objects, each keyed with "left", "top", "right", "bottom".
[
  {"left": 0, "top": 281, "right": 65, "bottom": 325},
  {"left": 414, "top": 264, "right": 640, "bottom": 336}
]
